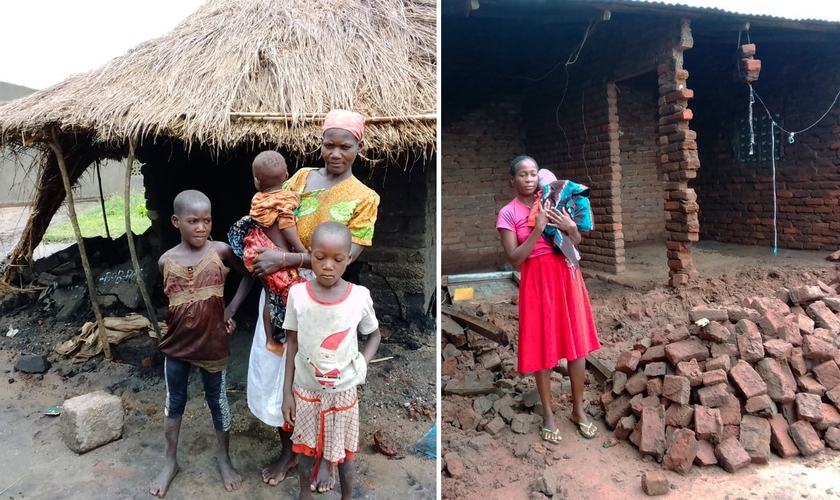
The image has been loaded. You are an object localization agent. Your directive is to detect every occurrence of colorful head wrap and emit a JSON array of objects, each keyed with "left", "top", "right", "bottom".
[{"left": 322, "top": 109, "right": 365, "bottom": 141}]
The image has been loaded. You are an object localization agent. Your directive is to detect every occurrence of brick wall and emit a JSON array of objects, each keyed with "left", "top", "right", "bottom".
[
  {"left": 617, "top": 79, "right": 664, "bottom": 244},
  {"left": 441, "top": 97, "right": 526, "bottom": 275},
  {"left": 140, "top": 144, "right": 435, "bottom": 328},
  {"left": 689, "top": 41, "right": 840, "bottom": 251}
]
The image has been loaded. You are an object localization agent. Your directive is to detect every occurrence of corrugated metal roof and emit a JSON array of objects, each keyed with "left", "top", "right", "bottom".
[{"left": 606, "top": 0, "right": 840, "bottom": 23}]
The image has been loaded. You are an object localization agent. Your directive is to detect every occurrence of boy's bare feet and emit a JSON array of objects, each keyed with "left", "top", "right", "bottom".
[
  {"left": 149, "top": 459, "right": 179, "bottom": 498},
  {"left": 266, "top": 338, "right": 286, "bottom": 357},
  {"left": 262, "top": 447, "right": 298, "bottom": 486},
  {"left": 310, "top": 461, "right": 335, "bottom": 493},
  {"left": 218, "top": 452, "right": 242, "bottom": 492}
]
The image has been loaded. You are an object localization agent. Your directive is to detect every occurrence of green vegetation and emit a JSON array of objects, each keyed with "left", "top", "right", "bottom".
[{"left": 43, "top": 193, "right": 151, "bottom": 243}]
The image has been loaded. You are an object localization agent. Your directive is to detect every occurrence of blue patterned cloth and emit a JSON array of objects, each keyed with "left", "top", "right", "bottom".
[{"left": 540, "top": 180, "right": 592, "bottom": 267}]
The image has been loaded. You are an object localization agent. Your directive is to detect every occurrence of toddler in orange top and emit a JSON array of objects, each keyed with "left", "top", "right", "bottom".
[{"left": 243, "top": 151, "right": 308, "bottom": 354}]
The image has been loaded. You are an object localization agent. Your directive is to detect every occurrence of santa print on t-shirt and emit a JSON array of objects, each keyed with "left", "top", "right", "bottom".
[{"left": 309, "top": 327, "right": 351, "bottom": 388}]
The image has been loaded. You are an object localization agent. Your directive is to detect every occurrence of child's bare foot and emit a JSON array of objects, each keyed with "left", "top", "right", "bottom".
[
  {"left": 218, "top": 452, "right": 242, "bottom": 492},
  {"left": 149, "top": 459, "right": 179, "bottom": 498},
  {"left": 265, "top": 338, "right": 286, "bottom": 357},
  {"left": 310, "top": 461, "right": 335, "bottom": 493},
  {"left": 262, "top": 448, "right": 298, "bottom": 486}
]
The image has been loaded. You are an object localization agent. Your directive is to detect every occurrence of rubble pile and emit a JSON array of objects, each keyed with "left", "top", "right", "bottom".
[
  {"left": 601, "top": 282, "right": 840, "bottom": 475},
  {"left": 1, "top": 231, "right": 156, "bottom": 319}
]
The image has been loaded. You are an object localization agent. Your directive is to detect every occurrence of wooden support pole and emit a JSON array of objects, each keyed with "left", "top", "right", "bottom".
[
  {"left": 48, "top": 129, "right": 111, "bottom": 360},
  {"left": 95, "top": 161, "right": 111, "bottom": 239},
  {"left": 124, "top": 137, "right": 162, "bottom": 343}
]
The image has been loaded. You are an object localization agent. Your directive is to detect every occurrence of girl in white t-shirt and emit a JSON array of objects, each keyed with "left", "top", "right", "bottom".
[{"left": 281, "top": 221, "right": 381, "bottom": 500}]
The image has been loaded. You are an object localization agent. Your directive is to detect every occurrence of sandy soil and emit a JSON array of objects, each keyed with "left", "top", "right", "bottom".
[{"left": 442, "top": 241, "right": 840, "bottom": 500}]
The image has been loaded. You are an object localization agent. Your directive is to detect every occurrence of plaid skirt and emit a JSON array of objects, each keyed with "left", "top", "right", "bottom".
[{"left": 290, "top": 386, "right": 359, "bottom": 465}]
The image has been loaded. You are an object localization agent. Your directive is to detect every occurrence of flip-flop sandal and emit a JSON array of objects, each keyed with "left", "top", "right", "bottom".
[
  {"left": 539, "top": 427, "right": 562, "bottom": 445},
  {"left": 573, "top": 421, "right": 597, "bottom": 439}
]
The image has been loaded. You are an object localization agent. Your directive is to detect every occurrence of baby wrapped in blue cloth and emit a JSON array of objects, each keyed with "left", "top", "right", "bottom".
[{"left": 528, "top": 169, "right": 593, "bottom": 268}]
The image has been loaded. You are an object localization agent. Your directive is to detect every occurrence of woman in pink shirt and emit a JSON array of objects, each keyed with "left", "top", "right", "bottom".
[{"left": 496, "top": 155, "right": 601, "bottom": 443}]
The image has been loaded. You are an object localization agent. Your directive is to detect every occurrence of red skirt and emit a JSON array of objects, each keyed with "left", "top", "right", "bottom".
[{"left": 518, "top": 252, "right": 601, "bottom": 374}]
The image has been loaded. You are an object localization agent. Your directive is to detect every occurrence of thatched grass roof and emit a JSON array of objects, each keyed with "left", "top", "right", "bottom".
[{"left": 0, "top": 0, "right": 436, "bottom": 156}]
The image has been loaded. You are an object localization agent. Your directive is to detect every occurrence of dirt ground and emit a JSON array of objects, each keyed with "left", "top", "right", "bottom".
[
  {"left": 0, "top": 201, "right": 437, "bottom": 499},
  {"left": 0, "top": 321, "right": 436, "bottom": 500},
  {"left": 442, "top": 241, "right": 840, "bottom": 500}
]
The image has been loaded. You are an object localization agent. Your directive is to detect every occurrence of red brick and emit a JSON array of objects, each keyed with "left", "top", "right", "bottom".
[
  {"left": 763, "top": 341, "right": 792, "bottom": 363},
  {"left": 694, "top": 406, "right": 722, "bottom": 442},
  {"left": 789, "top": 420, "right": 825, "bottom": 456},
  {"left": 806, "top": 301, "right": 840, "bottom": 334},
  {"left": 812, "top": 360, "right": 840, "bottom": 389},
  {"left": 645, "top": 362, "right": 668, "bottom": 377},
  {"left": 600, "top": 390, "right": 616, "bottom": 410},
  {"left": 626, "top": 372, "right": 649, "bottom": 396},
  {"left": 632, "top": 395, "right": 662, "bottom": 418},
  {"left": 442, "top": 357, "right": 459, "bottom": 377},
  {"left": 756, "top": 358, "right": 796, "bottom": 403},
  {"left": 721, "top": 424, "right": 740, "bottom": 442},
  {"left": 444, "top": 452, "right": 466, "bottom": 478},
  {"left": 827, "top": 383, "right": 840, "bottom": 408},
  {"left": 665, "top": 338, "right": 710, "bottom": 365},
  {"left": 641, "top": 344, "right": 667, "bottom": 364},
  {"left": 795, "top": 393, "right": 824, "bottom": 422},
  {"left": 727, "top": 306, "right": 760, "bottom": 323},
  {"left": 662, "top": 375, "right": 691, "bottom": 405},
  {"left": 719, "top": 395, "right": 743, "bottom": 426},
  {"left": 606, "top": 394, "right": 633, "bottom": 429},
  {"left": 616, "top": 350, "right": 642, "bottom": 373},
  {"left": 702, "top": 369, "right": 728, "bottom": 387},
  {"left": 737, "top": 325, "right": 765, "bottom": 363},
  {"left": 825, "top": 427, "right": 840, "bottom": 451},
  {"left": 740, "top": 415, "right": 771, "bottom": 464},
  {"left": 675, "top": 358, "right": 704, "bottom": 387},
  {"left": 663, "top": 428, "right": 699, "bottom": 475},
  {"left": 798, "top": 375, "right": 827, "bottom": 396},
  {"left": 457, "top": 407, "right": 481, "bottom": 431},
  {"left": 693, "top": 439, "right": 718, "bottom": 466},
  {"left": 789, "top": 348, "right": 808, "bottom": 376},
  {"left": 639, "top": 406, "right": 667, "bottom": 460},
  {"left": 689, "top": 307, "right": 728, "bottom": 322},
  {"left": 756, "top": 313, "right": 785, "bottom": 338},
  {"left": 750, "top": 296, "right": 791, "bottom": 317},
  {"left": 714, "top": 436, "right": 752, "bottom": 473},
  {"left": 612, "top": 371, "right": 628, "bottom": 394},
  {"left": 647, "top": 378, "right": 663, "bottom": 397},
  {"left": 641, "top": 470, "right": 669, "bottom": 496},
  {"left": 705, "top": 355, "right": 731, "bottom": 372},
  {"left": 730, "top": 360, "right": 768, "bottom": 399},
  {"left": 698, "top": 321, "right": 730, "bottom": 343},
  {"left": 744, "top": 394, "right": 774, "bottom": 416},
  {"left": 696, "top": 383, "right": 728, "bottom": 408},
  {"left": 794, "top": 314, "right": 815, "bottom": 336},
  {"left": 615, "top": 414, "right": 637, "bottom": 440},
  {"left": 768, "top": 414, "right": 800, "bottom": 458},
  {"left": 816, "top": 404, "right": 840, "bottom": 431},
  {"left": 789, "top": 285, "right": 825, "bottom": 304},
  {"left": 665, "top": 403, "right": 694, "bottom": 428}
]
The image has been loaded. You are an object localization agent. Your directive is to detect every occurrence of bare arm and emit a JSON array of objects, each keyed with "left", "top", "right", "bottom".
[
  {"left": 500, "top": 204, "right": 549, "bottom": 268},
  {"left": 280, "top": 226, "right": 308, "bottom": 254},
  {"left": 361, "top": 329, "right": 382, "bottom": 365},
  {"left": 282, "top": 329, "right": 299, "bottom": 426}
]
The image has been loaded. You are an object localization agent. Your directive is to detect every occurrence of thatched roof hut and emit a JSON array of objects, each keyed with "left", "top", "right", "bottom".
[
  {"left": 0, "top": 0, "right": 436, "bottom": 153},
  {"left": 1, "top": 0, "right": 437, "bottom": 327}
]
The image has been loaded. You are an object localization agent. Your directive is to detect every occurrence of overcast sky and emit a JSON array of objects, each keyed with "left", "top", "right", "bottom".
[{"left": 0, "top": 0, "right": 205, "bottom": 89}]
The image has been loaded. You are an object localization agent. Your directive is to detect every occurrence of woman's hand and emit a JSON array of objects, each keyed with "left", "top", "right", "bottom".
[
  {"left": 282, "top": 396, "right": 296, "bottom": 427},
  {"left": 544, "top": 204, "right": 577, "bottom": 233},
  {"left": 251, "top": 248, "right": 284, "bottom": 277},
  {"left": 534, "top": 205, "right": 550, "bottom": 232}
]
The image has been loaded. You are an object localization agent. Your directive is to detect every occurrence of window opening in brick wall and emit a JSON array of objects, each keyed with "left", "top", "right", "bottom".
[{"left": 734, "top": 112, "right": 782, "bottom": 164}]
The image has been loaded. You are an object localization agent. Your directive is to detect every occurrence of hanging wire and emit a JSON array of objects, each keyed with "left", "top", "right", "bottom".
[
  {"left": 749, "top": 85, "right": 840, "bottom": 256},
  {"left": 748, "top": 85, "right": 756, "bottom": 155}
]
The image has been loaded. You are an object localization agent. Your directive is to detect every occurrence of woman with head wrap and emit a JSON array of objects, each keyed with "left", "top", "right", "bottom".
[{"left": 228, "top": 110, "right": 380, "bottom": 493}]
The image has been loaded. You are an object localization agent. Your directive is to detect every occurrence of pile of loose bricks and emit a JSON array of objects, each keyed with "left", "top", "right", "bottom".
[{"left": 600, "top": 283, "right": 840, "bottom": 480}]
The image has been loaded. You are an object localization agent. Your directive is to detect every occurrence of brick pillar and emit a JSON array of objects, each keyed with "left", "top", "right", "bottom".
[{"left": 657, "top": 19, "right": 699, "bottom": 287}]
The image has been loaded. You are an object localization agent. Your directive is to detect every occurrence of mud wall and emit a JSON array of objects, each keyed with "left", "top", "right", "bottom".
[
  {"left": 690, "top": 41, "right": 840, "bottom": 251},
  {"left": 139, "top": 143, "right": 436, "bottom": 328}
]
